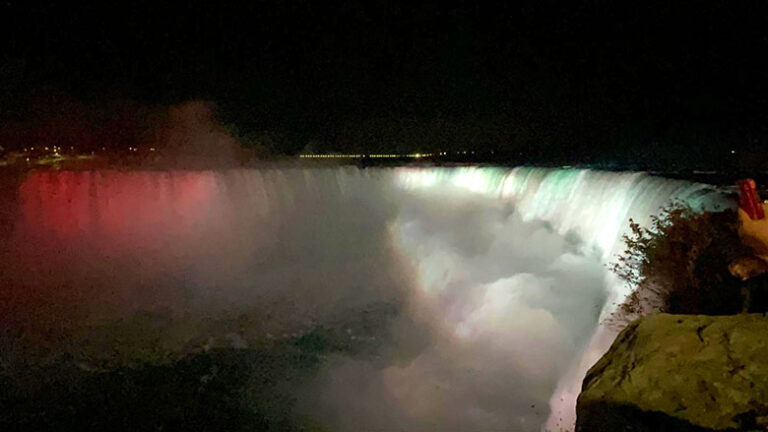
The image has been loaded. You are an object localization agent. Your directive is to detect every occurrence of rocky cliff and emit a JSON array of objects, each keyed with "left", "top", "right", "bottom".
[{"left": 577, "top": 313, "right": 768, "bottom": 431}]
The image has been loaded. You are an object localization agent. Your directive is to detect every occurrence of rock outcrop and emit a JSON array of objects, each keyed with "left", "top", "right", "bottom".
[{"left": 577, "top": 313, "right": 768, "bottom": 431}]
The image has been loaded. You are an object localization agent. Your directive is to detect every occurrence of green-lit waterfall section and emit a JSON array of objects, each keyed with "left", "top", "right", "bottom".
[
  {"left": 395, "top": 166, "right": 729, "bottom": 306},
  {"left": 395, "top": 166, "right": 728, "bottom": 259},
  {"left": 391, "top": 166, "right": 730, "bottom": 431},
  {"left": 394, "top": 166, "right": 730, "bottom": 320}
]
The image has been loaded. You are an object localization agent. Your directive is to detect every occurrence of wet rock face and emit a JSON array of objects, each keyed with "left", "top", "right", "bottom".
[{"left": 576, "top": 314, "right": 768, "bottom": 432}]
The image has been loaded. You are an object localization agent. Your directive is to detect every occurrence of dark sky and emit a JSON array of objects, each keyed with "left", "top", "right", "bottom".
[{"left": 2, "top": 1, "right": 768, "bottom": 167}]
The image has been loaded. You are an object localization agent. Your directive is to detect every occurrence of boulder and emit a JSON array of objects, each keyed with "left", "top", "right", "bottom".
[
  {"left": 729, "top": 255, "right": 768, "bottom": 281},
  {"left": 577, "top": 313, "right": 768, "bottom": 431}
]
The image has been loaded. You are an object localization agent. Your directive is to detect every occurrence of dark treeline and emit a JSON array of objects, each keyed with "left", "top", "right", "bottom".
[{"left": 1, "top": 1, "right": 768, "bottom": 169}]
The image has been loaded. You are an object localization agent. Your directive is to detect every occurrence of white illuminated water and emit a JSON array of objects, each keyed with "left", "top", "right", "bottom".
[{"left": 9, "top": 166, "right": 730, "bottom": 431}]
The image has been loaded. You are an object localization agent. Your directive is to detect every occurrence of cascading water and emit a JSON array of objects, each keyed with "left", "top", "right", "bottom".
[
  {"left": 389, "top": 167, "right": 730, "bottom": 430},
  {"left": 394, "top": 166, "right": 728, "bottom": 307},
  {"left": 4, "top": 166, "right": 730, "bottom": 431}
]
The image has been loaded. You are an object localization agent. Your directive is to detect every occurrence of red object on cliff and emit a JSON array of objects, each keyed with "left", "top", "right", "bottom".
[{"left": 738, "top": 178, "right": 765, "bottom": 220}]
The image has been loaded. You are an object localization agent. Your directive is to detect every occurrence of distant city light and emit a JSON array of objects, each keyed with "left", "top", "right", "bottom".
[{"left": 731, "top": 149, "right": 736, "bottom": 154}]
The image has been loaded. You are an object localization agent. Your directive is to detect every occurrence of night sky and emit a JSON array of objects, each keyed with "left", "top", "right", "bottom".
[{"left": 1, "top": 1, "right": 768, "bottom": 168}]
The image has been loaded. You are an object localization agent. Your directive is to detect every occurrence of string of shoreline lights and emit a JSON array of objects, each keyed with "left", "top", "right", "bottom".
[{"left": 299, "top": 151, "right": 482, "bottom": 159}]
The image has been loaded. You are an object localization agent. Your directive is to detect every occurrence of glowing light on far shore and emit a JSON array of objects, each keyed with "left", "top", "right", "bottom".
[{"left": 299, "top": 153, "right": 435, "bottom": 159}]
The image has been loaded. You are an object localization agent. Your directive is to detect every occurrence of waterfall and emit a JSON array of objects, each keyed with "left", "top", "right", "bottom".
[
  {"left": 393, "top": 166, "right": 729, "bottom": 312},
  {"left": 7, "top": 166, "right": 729, "bottom": 431}
]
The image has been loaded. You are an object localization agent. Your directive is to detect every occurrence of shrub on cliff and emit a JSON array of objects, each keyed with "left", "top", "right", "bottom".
[{"left": 610, "top": 203, "right": 748, "bottom": 325}]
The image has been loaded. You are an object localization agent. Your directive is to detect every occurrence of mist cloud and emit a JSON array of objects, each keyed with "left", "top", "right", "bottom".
[{"left": 295, "top": 180, "right": 607, "bottom": 432}]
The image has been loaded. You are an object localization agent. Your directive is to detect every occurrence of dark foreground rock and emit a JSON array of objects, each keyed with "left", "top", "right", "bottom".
[{"left": 577, "top": 313, "right": 768, "bottom": 432}]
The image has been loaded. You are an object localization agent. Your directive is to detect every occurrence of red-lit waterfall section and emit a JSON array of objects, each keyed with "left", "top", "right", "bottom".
[
  {"left": 10, "top": 170, "right": 252, "bottom": 313},
  {"left": 18, "top": 170, "right": 220, "bottom": 246}
]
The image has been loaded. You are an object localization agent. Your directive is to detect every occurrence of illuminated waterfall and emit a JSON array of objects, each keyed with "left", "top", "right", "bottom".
[
  {"left": 393, "top": 166, "right": 729, "bottom": 309},
  {"left": 395, "top": 166, "right": 726, "bottom": 256},
  {"left": 389, "top": 167, "right": 729, "bottom": 431},
  {"left": 9, "top": 166, "right": 730, "bottom": 432}
]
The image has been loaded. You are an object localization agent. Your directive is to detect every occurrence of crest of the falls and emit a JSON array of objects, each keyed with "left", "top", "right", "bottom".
[{"left": 395, "top": 166, "right": 728, "bottom": 259}]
